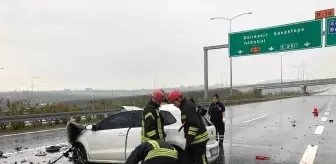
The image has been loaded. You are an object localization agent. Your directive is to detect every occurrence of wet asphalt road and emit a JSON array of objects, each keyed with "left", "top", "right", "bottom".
[
  {"left": 1, "top": 90, "right": 336, "bottom": 164},
  {"left": 220, "top": 89, "right": 336, "bottom": 164}
]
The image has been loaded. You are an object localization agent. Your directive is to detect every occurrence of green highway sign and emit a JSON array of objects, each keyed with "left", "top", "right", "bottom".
[
  {"left": 229, "top": 19, "right": 323, "bottom": 57},
  {"left": 326, "top": 17, "right": 336, "bottom": 47}
]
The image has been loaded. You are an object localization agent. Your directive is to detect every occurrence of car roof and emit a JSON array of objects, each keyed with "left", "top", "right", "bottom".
[
  {"left": 159, "top": 104, "right": 180, "bottom": 112},
  {"left": 121, "top": 106, "right": 143, "bottom": 111},
  {"left": 121, "top": 104, "right": 180, "bottom": 114}
]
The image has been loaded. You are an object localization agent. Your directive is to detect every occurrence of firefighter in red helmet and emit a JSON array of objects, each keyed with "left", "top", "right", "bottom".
[
  {"left": 168, "top": 90, "right": 209, "bottom": 164},
  {"left": 141, "top": 89, "right": 166, "bottom": 143}
]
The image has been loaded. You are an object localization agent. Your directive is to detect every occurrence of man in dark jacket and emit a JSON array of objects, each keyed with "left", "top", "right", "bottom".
[
  {"left": 168, "top": 90, "right": 209, "bottom": 164},
  {"left": 125, "top": 140, "right": 178, "bottom": 164},
  {"left": 208, "top": 93, "right": 225, "bottom": 147},
  {"left": 141, "top": 90, "right": 166, "bottom": 143}
]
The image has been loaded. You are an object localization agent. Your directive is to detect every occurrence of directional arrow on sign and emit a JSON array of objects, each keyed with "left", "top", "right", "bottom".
[
  {"left": 237, "top": 50, "right": 243, "bottom": 54},
  {"left": 268, "top": 46, "right": 274, "bottom": 51},
  {"left": 304, "top": 42, "right": 311, "bottom": 47}
]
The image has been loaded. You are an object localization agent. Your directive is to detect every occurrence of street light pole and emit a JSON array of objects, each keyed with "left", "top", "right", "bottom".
[
  {"left": 301, "top": 62, "right": 308, "bottom": 81},
  {"left": 280, "top": 55, "right": 283, "bottom": 93},
  {"left": 210, "top": 12, "right": 252, "bottom": 164},
  {"left": 210, "top": 12, "right": 252, "bottom": 97}
]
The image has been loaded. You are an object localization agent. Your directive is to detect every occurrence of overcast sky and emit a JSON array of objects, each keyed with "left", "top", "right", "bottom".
[{"left": 0, "top": 0, "right": 335, "bottom": 91}]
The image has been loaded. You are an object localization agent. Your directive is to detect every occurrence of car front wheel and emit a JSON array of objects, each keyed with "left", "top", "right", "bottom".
[{"left": 72, "top": 143, "right": 89, "bottom": 164}]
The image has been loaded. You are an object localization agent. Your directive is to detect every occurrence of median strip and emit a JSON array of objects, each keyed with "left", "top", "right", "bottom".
[
  {"left": 244, "top": 115, "right": 266, "bottom": 123},
  {"left": 300, "top": 145, "right": 318, "bottom": 164},
  {"left": 314, "top": 126, "right": 324, "bottom": 134}
]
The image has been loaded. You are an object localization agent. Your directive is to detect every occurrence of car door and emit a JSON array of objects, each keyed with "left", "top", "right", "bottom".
[
  {"left": 87, "top": 111, "right": 135, "bottom": 161},
  {"left": 125, "top": 110, "right": 142, "bottom": 158}
]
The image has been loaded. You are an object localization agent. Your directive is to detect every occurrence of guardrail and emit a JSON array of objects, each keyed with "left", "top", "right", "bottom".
[
  {"left": 237, "top": 78, "right": 336, "bottom": 89},
  {"left": 0, "top": 109, "right": 120, "bottom": 124}
]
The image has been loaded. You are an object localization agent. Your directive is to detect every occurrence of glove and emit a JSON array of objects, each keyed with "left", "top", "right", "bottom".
[{"left": 185, "top": 135, "right": 193, "bottom": 149}]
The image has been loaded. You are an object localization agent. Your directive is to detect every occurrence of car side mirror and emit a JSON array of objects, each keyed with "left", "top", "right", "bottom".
[{"left": 91, "top": 125, "right": 98, "bottom": 131}]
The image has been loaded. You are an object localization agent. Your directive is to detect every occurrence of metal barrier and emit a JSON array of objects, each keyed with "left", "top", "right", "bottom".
[{"left": 0, "top": 109, "right": 120, "bottom": 123}]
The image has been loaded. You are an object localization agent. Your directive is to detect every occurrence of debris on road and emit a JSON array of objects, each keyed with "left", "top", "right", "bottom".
[
  {"left": 256, "top": 156, "right": 270, "bottom": 160},
  {"left": 46, "top": 146, "right": 62, "bottom": 153},
  {"left": 35, "top": 151, "right": 47, "bottom": 157},
  {"left": 14, "top": 147, "right": 22, "bottom": 152}
]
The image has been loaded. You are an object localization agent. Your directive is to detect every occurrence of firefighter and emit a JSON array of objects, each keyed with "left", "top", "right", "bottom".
[
  {"left": 141, "top": 89, "right": 166, "bottom": 143},
  {"left": 208, "top": 93, "right": 225, "bottom": 147},
  {"left": 168, "top": 89, "right": 209, "bottom": 164},
  {"left": 125, "top": 140, "right": 178, "bottom": 164}
]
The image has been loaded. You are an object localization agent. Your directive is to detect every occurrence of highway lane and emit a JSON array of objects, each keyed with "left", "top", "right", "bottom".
[
  {"left": 220, "top": 94, "right": 336, "bottom": 163},
  {"left": 0, "top": 128, "right": 67, "bottom": 153},
  {"left": 1, "top": 93, "right": 335, "bottom": 164}
]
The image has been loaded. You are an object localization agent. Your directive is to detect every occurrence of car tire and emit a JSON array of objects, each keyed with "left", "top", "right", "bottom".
[{"left": 72, "top": 143, "right": 89, "bottom": 164}]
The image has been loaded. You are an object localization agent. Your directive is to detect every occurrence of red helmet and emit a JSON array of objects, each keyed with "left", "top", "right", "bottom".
[
  {"left": 168, "top": 90, "right": 182, "bottom": 103},
  {"left": 152, "top": 89, "right": 165, "bottom": 102}
]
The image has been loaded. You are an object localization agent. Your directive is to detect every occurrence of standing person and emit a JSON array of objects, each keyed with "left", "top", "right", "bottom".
[
  {"left": 141, "top": 90, "right": 166, "bottom": 143},
  {"left": 168, "top": 90, "right": 209, "bottom": 164},
  {"left": 125, "top": 140, "right": 178, "bottom": 164},
  {"left": 208, "top": 93, "right": 225, "bottom": 147}
]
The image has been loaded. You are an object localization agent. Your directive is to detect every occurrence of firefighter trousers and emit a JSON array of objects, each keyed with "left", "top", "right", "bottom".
[
  {"left": 214, "top": 121, "right": 225, "bottom": 144},
  {"left": 182, "top": 142, "right": 208, "bottom": 164}
]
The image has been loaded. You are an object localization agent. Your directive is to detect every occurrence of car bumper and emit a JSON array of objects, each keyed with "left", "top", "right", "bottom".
[{"left": 206, "top": 140, "right": 220, "bottom": 163}]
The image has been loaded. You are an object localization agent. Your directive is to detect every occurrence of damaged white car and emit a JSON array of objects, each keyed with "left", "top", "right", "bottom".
[{"left": 66, "top": 104, "right": 219, "bottom": 163}]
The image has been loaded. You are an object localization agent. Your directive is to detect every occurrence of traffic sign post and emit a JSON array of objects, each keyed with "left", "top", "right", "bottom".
[
  {"left": 326, "top": 17, "right": 336, "bottom": 47},
  {"left": 229, "top": 20, "right": 323, "bottom": 57}
]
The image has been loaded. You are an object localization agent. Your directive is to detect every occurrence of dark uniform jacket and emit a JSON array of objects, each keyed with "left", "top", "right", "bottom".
[
  {"left": 208, "top": 101, "right": 225, "bottom": 123},
  {"left": 125, "top": 140, "right": 178, "bottom": 164},
  {"left": 180, "top": 98, "right": 209, "bottom": 146},
  {"left": 141, "top": 99, "right": 165, "bottom": 142}
]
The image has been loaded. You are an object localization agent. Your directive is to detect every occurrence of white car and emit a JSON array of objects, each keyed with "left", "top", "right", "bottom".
[{"left": 67, "top": 104, "right": 220, "bottom": 164}]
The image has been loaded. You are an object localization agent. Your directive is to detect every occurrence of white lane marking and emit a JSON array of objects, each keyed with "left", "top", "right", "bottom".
[
  {"left": 3, "top": 142, "right": 69, "bottom": 156},
  {"left": 326, "top": 108, "right": 330, "bottom": 111},
  {"left": 325, "top": 112, "right": 329, "bottom": 115},
  {"left": 321, "top": 117, "right": 327, "bottom": 122},
  {"left": 300, "top": 145, "right": 318, "bottom": 164},
  {"left": 243, "top": 115, "right": 266, "bottom": 123},
  {"left": 314, "top": 126, "right": 324, "bottom": 134},
  {"left": 0, "top": 128, "right": 65, "bottom": 138}
]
